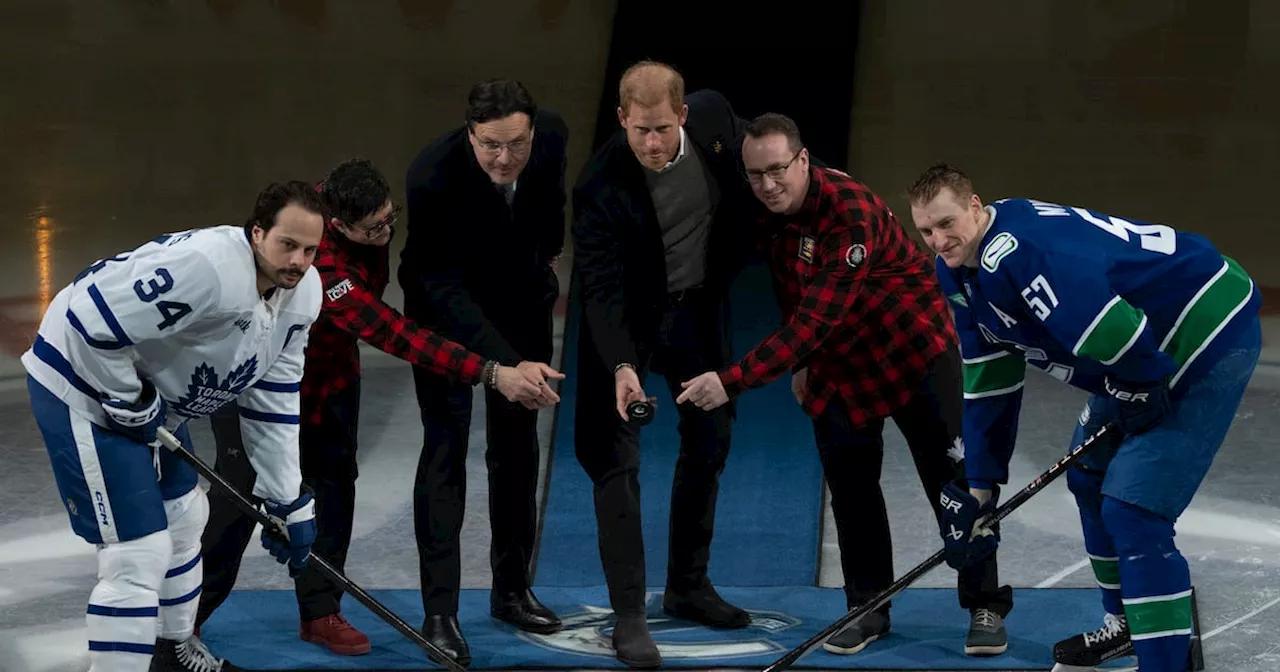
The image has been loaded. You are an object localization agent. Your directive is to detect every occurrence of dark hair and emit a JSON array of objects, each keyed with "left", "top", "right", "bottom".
[
  {"left": 244, "top": 180, "right": 325, "bottom": 234},
  {"left": 906, "top": 163, "right": 975, "bottom": 206},
  {"left": 320, "top": 158, "right": 390, "bottom": 225},
  {"left": 465, "top": 79, "right": 537, "bottom": 129},
  {"left": 745, "top": 113, "right": 804, "bottom": 152}
]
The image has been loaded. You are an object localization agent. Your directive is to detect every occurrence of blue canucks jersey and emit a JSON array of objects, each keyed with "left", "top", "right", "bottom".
[{"left": 936, "top": 198, "right": 1260, "bottom": 488}]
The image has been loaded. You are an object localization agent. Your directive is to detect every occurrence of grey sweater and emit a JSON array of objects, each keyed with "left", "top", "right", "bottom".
[{"left": 644, "top": 140, "right": 718, "bottom": 293}]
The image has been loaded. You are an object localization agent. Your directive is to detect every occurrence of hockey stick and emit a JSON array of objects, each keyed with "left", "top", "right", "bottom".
[
  {"left": 155, "top": 426, "right": 469, "bottom": 672},
  {"left": 759, "top": 422, "right": 1118, "bottom": 672}
]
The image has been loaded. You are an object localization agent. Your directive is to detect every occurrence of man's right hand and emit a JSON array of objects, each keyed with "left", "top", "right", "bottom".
[
  {"left": 495, "top": 362, "right": 564, "bottom": 408},
  {"left": 614, "top": 365, "right": 655, "bottom": 422},
  {"left": 101, "top": 378, "right": 167, "bottom": 445}
]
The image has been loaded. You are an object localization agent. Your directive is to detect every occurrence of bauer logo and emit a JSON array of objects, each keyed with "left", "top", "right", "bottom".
[{"left": 518, "top": 593, "right": 801, "bottom": 660}]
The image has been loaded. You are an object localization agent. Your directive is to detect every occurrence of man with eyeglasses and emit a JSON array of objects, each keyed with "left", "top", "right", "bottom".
[
  {"left": 399, "top": 79, "right": 569, "bottom": 663},
  {"left": 676, "top": 113, "right": 1015, "bottom": 658},
  {"left": 193, "top": 159, "right": 560, "bottom": 659}
]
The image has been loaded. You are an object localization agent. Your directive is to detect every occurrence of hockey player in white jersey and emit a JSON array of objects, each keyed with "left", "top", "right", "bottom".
[{"left": 22, "top": 180, "right": 329, "bottom": 672}]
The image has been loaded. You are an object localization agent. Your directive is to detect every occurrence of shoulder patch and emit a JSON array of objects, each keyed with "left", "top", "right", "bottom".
[
  {"left": 844, "top": 243, "right": 867, "bottom": 268},
  {"left": 980, "top": 232, "right": 1018, "bottom": 272},
  {"left": 325, "top": 278, "right": 354, "bottom": 302}
]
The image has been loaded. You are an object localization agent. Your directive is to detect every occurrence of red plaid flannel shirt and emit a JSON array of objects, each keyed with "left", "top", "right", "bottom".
[
  {"left": 300, "top": 222, "right": 488, "bottom": 424},
  {"left": 719, "top": 166, "right": 957, "bottom": 427}
]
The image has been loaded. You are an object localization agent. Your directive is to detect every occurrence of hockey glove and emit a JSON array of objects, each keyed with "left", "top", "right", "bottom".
[
  {"left": 1102, "top": 375, "right": 1170, "bottom": 436},
  {"left": 939, "top": 482, "right": 999, "bottom": 569},
  {"left": 261, "top": 490, "right": 316, "bottom": 577},
  {"left": 100, "top": 379, "right": 167, "bottom": 445}
]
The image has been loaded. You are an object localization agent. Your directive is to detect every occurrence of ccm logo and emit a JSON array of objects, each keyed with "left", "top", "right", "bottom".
[
  {"left": 1105, "top": 379, "right": 1149, "bottom": 402},
  {"left": 95, "top": 491, "right": 110, "bottom": 526}
]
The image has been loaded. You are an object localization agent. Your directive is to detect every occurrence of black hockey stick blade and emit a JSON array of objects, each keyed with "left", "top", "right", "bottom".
[
  {"left": 155, "top": 427, "right": 469, "bottom": 672},
  {"left": 759, "top": 423, "right": 1117, "bottom": 672}
]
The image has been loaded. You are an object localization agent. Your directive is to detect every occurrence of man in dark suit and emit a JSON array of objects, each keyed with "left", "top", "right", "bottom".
[
  {"left": 570, "top": 60, "right": 757, "bottom": 669},
  {"left": 400, "top": 79, "right": 567, "bottom": 664}
]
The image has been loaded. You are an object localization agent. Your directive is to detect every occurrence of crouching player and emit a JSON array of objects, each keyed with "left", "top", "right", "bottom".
[
  {"left": 23, "top": 181, "right": 330, "bottom": 671},
  {"left": 907, "top": 164, "right": 1260, "bottom": 672}
]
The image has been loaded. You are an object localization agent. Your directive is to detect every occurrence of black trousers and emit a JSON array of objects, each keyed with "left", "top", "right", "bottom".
[
  {"left": 573, "top": 289, "right": 734, "bottom": 616},
  {"left": 812, "top": 343, "right": 1014, "bottom": 617},
  {"left": 409, "top": 310, "right": 553, "bottom": 616},
  {"left": 195, "top": 383, "right": 362, "bottom": 627}
]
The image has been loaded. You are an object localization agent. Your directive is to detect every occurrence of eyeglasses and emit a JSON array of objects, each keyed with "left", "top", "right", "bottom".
[
  {"left": 745, "top": 148, "right": 804, "bottom": 184},
  {"left": 475, "top": 135, "right": 531, "bottom": 155},
  {"left": 357, "top": 203, "right": 401, "bottom": 238}
]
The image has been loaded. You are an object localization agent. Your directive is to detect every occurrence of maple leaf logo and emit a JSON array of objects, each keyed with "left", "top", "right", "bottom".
[{"left": 171, "top": 356, "right": 260, "bottom": 419}]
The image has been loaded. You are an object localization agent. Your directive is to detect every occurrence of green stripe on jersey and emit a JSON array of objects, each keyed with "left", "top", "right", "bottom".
[
  {"left": 1073, "top": 296, "right": 1147, "bottom": 365},
  {"left": 1089, "top": 555, "right": 1121, "bottom": 589},
  {"left": 1123, "top": 591, "right": 1193, "bottom": 640},
  {"left": 963, "top": 352, "right": 1026, "bottom": 399},
  {"left": 1160, "top": 257, "right": 1255, "bottom": 386}
]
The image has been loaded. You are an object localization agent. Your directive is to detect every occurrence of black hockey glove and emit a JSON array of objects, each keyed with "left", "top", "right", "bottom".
[
  {"left": 939, "top": 482, "right": 999, "bottom": 569},
  {"left": 1102, "top": 375, "right": 1170, "bottom": 435}
]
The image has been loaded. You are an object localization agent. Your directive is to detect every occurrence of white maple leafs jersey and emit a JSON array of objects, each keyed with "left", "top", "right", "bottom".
[{"left": 22, "top": 225, "right": 322, "bottom": 504}]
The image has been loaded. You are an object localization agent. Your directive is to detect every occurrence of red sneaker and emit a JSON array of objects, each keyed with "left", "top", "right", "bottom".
[{"left": 300, "top": 613, "right": 372, "bottom": 656}]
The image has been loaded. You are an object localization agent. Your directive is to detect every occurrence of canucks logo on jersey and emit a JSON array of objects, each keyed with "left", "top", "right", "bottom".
[{"left": 170, "top": 357, "right": 259, "bottom": 420}]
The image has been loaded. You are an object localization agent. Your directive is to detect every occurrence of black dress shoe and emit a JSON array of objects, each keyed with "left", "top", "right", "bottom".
[
  {"left": 663, "top": 585, "right": 750, "bottom": 629},
  {"left": 491, "top": 589, "right": 562, "bottom": 634},
  {"left": 421, "top": 615, "right": 471, "bottom": 666},
  {"left": 612, "top": 614, "right": 661, "bottom": 669}
]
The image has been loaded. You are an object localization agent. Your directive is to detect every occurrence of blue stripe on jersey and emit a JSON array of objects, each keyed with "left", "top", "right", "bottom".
[
  {"left": 238, "top": 406, "right": 300, "bottom": 425},
  {"left": 66, "top": 284, "right": 135, "bottom": 350},
  {"left": 32, "top": 335, "right": 102, "bottom": 400},
  {"left": 251, "top": 379, "right": 301, "bottom": 393}
]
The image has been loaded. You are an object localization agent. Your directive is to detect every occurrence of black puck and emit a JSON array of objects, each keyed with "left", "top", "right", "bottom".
[{"left": 626, "top": 400, "right": 655, "bottom": 426}]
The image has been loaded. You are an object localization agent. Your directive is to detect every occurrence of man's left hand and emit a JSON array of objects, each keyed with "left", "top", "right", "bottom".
[{"left": 676, "top": 371, "right": 729, "bottom": 411}]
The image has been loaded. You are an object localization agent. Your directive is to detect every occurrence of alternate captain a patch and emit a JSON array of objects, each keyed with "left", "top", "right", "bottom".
[{"left": 799, "top": 236, "right": 816, "bottom": 263}]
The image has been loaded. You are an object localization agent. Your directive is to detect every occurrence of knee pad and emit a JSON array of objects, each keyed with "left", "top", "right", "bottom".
[
  {"left": 98, "top": 530, "right": 172, "bottom": 594},
  {"left": 163, "top": 486, "right": 209, "bottom": 557},
  {"left": 1100, "top": 496, "right": 1176, "bottom": 556},
  {"left": 157, "top": 487, "right": 208, "bottom": 639},
  {"left": 89, "top": 531, "right": 171, "bottom": 663}
]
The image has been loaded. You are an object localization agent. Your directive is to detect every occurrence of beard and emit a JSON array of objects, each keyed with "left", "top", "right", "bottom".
[
  {"left": 274, "top": 266, "right": 304, "bottom": 288},
  {"left": 252, "top": 247, "right": 304, "bottom": 290}
]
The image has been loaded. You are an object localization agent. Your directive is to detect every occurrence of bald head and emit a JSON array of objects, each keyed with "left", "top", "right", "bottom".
[{"left": 618, "top": 60, "right": 685, "bottom": 118}]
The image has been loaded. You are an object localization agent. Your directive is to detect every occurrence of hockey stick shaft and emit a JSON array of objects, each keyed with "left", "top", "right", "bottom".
[
  {"left": 760, "top": 422, "right": 1117, "bottom": 672},
  {"left": 155, "top": 427, "right": 468, "bottom": 672}
]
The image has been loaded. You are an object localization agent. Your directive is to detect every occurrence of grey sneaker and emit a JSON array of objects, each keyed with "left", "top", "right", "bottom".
[
  {"left": 965, "top": 608, "right": 1008, "bottom": 656},
  {"left": 822, "top": 611, "right": 890, "bottom": 655}
]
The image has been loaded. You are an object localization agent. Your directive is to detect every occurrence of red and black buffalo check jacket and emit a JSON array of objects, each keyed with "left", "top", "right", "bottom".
[
  {"left": 719, "top": 166, "right": 957, "bottom": 428},
  {"left": 300, "top": 222, "right": 487, "bottom": 425}
]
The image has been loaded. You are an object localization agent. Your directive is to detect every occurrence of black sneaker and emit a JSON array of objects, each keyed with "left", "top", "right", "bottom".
[
  {"left": 1053, "top": 612, "right": 1133, "bottom": 668},
  {"left": 150, "top": 635, "right": 241, "bottom": 671},
  {"left": 965, "top": 608, "right": 1008, "bottom": 656},
  {"left": 822, "top": 611, "right": 890, "bottom": 655}
]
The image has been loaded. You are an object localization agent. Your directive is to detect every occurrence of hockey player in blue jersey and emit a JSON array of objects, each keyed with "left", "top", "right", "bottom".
[
  {"left": 906, "top": 164, "right": 1260, "bottom": 672},
  {"left": 22, "top": 181, "right": 329, "bottom": 672}
]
